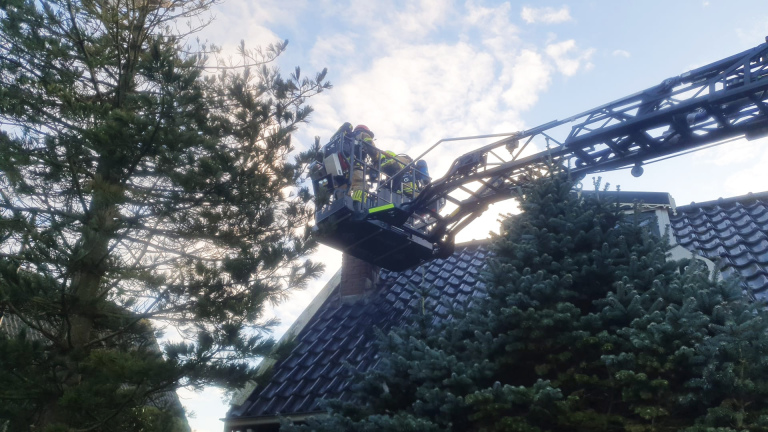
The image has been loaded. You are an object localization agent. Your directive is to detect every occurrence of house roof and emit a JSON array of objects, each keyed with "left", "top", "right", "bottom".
[
  {"left": 226, "top": 190, "right": 768, "bottom": 428},
  {"left": 670, "top": 191, "right": 768, "bottom": 299},
  {"left": 226, "top": 241, "right": 490, "bottom": 422}
]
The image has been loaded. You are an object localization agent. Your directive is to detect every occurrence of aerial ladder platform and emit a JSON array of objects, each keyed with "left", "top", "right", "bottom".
[{"left": 310, "top": 39, "right": 768, "bottom": 271}]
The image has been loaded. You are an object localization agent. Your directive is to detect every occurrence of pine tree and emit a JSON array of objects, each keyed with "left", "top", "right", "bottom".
[
  {"left": 0, "top": 0, "right": 330, "bottom": 430},
  {"left": 288, "top": 174, "right": 768, "bottom": 431}
]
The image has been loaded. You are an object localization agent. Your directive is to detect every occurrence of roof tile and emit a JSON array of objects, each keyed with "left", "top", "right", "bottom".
[
  {"left": 229, "top": 243, "right": 490, "bottom": 419},
  {"left": 671, "top": 193, "right": 768, "bottom": 299}
]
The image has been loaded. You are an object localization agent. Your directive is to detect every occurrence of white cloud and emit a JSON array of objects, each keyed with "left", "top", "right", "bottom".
[
  {"left": 229, "top": 0, "right": 309, "bottom": 26},
  {"left": 466, "top": 0, "right": 506, "bottom": 25},
  {"left": 329, "top": 0, "right": 453, "bottom": 53},
  {"left": 329, "top": 42, "right": 507, "bottom": 171},
  {"left": 342, "top": 1, "right": 390, "bottom": 27},
  {"left": 301, "top": 1, "right": 581, "bottom": 185},
  {"left": 692, "top": 135, "right": 768, "bottom": 196},
  {"left": 724, "top": 145, "right": 768, "bottom": 196},
  {"left": 502, "top": 49, "right": 552, "bottom": 110},
  {"left": 310, "top": 34, "right": 358, "bottom": 71},
  {"left": 392, "top": 0, "right": 452, "bottom": 39},
  {"left": 691, "top": 137, "right": 766, "bottom": 167},
  {"left": 521, "top": 5, "right": 572, "bottom": 24},
  {"left": 612, "top": 49, "right": 631, "bottom": 58},
  {"left": 198, "top": 1, "right": 287, "bottom": 62},
  {"left": 545, "top": 39, "right": 595, "bottom": 76},
  {"left": 465, "top": 1, "right": 520, "bottom": 53}
]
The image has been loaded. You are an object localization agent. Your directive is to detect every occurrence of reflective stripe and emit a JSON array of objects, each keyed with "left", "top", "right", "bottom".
[
  {"left": 368, "top": 203, "right": 395, "bottom": 213},
  {"left": 352, "top": 190, "right": 366, "bottom": 202}
]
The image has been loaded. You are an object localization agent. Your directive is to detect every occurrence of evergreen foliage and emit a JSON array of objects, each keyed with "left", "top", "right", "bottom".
[
  {"left": 287, "top": 175, "right": 768, "bottom": 431},
  {"left": 0, "top": 0, "right": 330, "bottom": 429}
]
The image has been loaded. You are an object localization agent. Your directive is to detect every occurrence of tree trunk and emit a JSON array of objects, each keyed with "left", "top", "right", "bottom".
[{"left": 36, "top": 174, "right": 120, "bottom": 429}]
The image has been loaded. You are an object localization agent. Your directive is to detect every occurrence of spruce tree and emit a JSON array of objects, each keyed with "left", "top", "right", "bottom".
[
  {"left": 288, "top": 175, "right": 768, "bottom": 431},
  {"left": 0, "top": 0, "right": 330, "bottom": 430}
]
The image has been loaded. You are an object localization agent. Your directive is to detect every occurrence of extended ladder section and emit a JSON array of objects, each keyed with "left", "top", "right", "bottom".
[{"left": 313, "top": 40, "right": 768, "bottom": 271}]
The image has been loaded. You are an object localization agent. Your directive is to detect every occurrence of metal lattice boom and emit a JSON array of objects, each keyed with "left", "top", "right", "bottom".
[{"left": 406, "top": 40, "right": 768, "bottom": 257}]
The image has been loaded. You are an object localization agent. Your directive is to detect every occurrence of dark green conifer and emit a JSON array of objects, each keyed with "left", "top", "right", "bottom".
[
  {"left": 0, "top": 0, "right": 330, "bottom": 430},
  {"left": 288, "top": 174, "right": 768, "bottom": 431}
]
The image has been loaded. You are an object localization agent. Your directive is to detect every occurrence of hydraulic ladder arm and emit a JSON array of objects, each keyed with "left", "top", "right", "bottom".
[
  {"left": 313, "top": 39, "right": 768, "bottom": 270},
  {"left": 406, "top": 39, "right": 768, "bottom": 259}
]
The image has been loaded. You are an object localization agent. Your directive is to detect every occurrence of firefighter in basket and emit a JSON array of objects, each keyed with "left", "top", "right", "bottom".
[
  {"left": 378, "top": 150, "right": 431, "bottom": 206},
  {"left": 349, "top": 125, "right": 377, "bottom": 209}
]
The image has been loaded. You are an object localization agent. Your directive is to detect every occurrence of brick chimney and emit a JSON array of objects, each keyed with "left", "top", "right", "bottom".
[{"left": 339, "top": 253, "right": 379, "bottom": 303}]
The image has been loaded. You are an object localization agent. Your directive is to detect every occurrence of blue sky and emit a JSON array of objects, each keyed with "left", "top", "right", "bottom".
[{"left": 182, "top": 1, "right": 768, "bottom": 430}]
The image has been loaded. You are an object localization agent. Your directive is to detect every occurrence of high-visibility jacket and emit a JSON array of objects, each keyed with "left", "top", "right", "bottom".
[{"left": 380, "top": 151, "right": 416, "bottom": 195}]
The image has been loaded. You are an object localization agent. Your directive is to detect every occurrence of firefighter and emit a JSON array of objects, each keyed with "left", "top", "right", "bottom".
[
  {"left": 380, "top": 150, "right": 413, "bottom": 196},
  {"left": 383, "top": 149, "right": 437, "bottom": 194},
  {"left": 415, "top": 159, "right": 431, "bottom": 189},
  {"left": 323, "top": 122, "right": 354, "bottom": 200},
  {"left": 350, "top": 124, "right": 377, "bottom": 209}
]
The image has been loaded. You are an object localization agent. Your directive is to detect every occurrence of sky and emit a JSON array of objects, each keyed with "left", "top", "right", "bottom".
[{"left": 180, "top": 1, "right": 768, "bottom": 430}]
